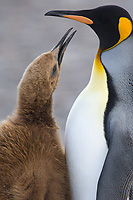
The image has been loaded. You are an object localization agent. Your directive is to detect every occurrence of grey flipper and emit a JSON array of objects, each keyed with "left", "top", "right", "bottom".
[{"left": 96, "top": 128, "right": 133, "bottom": 200}]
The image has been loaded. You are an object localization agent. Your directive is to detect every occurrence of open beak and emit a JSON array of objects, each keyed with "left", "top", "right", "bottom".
[
  {"left": 52, "top": 27, "right": 76, "bottom": 66},
  {"left": 45, "top": 10, "right": 93, "bottom": 25}
]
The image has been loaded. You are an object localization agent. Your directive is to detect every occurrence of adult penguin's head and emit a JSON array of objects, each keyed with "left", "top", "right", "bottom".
[{"left": 45, "top": 5, "right": 133, "bottom": 51}]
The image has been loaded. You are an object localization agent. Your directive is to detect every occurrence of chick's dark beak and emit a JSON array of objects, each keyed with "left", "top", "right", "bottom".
[{"left": 52, "top": 28, "right": 76, "bottom": 66}]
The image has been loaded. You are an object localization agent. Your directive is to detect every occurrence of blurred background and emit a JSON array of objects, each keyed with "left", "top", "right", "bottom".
[{"left": 0, "top": 0, "right": 132, "bottom": 142}]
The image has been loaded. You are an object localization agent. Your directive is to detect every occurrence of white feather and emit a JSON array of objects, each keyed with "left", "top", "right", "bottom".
[{"left": 65, "top": 59, "right": 108, "bottom": 200}]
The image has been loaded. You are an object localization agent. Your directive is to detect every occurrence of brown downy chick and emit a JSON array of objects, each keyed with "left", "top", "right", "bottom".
[{"left": 0, "top": 28, "right": 76, "bottom": 200}]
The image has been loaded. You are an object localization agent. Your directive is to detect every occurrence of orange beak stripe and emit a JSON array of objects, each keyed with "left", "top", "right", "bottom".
[{"left": 62, "top": 15, "right": 93, "bottom": 25}]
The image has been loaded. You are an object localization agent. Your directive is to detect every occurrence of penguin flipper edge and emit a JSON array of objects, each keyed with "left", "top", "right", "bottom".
[{"left": 96, "top": 132, "right": 133, "bottom": 200}]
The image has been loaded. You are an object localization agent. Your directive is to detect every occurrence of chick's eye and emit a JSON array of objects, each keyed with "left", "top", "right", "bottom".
[{"left": 52, "top": 64, "right": 57, "bottom": 76}]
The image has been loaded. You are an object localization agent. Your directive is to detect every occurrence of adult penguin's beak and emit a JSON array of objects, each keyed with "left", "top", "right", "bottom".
[{"left": 45, "top": 10, "right": 93, "bottom": 25}]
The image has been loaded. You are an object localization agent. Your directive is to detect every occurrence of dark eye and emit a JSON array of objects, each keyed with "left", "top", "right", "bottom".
[{"left": 52, "top": 64, "right": 57, "bottom": 76}]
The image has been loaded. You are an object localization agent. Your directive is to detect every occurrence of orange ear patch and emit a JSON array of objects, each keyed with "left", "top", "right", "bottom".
[
  {"left": 106, "top": 17, "right": 132, "bottom": 51},
  {"left": 118, "top": 17, "right": 132, "bottom": 42}
]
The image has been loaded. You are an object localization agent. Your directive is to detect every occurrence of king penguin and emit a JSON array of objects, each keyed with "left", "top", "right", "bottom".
[{"left": 45, "top": 5, "right": 133, "bottom": 200}]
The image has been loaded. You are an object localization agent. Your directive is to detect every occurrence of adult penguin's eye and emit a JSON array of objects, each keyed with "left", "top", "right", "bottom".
[{"left": 52, "top": 64, "right": 57, "bottom": 77}]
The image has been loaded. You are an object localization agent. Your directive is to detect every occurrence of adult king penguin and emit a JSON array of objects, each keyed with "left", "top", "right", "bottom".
[{"left": 45, "top": 5, "right": 133, "bottom": 200}]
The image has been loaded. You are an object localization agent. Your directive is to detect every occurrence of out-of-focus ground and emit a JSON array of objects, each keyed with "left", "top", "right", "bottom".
[{"left": 0, "top": 0, "right": 132, "bottom": 142}]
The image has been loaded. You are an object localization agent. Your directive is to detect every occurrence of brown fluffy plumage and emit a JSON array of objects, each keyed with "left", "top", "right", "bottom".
[{"left": 0, "top": 31, "right": 74, "bottom": 199}]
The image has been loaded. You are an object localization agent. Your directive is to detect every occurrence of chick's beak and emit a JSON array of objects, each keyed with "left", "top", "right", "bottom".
[
  {"left": 52, "top": 28, "right": 76, "bottom": 66},
  {"left": 45, "top": 10, "right": 93, "bottom": 25}
]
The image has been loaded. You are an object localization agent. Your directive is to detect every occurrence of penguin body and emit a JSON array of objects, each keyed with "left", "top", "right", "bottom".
[
  {"left": 0, "top": 28, "right": 76, "bottom": 200},
  {"left": 45, "top": 5, "right": 133, "bottom": 200}
]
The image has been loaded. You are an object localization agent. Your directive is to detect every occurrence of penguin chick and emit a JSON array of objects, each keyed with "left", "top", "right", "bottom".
[{"left": 0, "top": 28, "right": 76, "bottom": 200}]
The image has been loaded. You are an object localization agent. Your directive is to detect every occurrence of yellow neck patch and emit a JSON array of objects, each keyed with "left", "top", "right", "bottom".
[
  {"left": 106, "top": 17, "right": 132, "bottom": 51},
  {"left": 93, "top": 49, "right": 104, "bottom": 74},
  {"left": 89, "top": 49, "right": 108, "bottom": 92}
]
